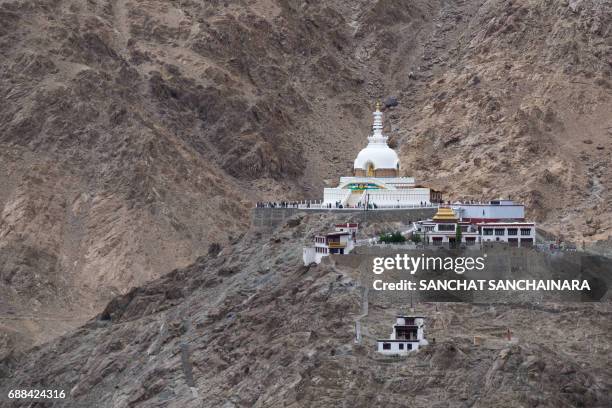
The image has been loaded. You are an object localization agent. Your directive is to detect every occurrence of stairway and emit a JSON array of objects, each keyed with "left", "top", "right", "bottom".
[{"left": 344, "top": 190, "right": 365, "bottom": 207}]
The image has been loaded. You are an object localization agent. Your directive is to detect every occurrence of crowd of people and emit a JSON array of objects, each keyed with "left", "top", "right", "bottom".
[
  {"left": 255, "top": 201, "right": 436, "bottom": 209},
  {"left": 256, "top": 199, "right": 508, "bottom": 209},
  {"left": 255, "top": 201, "right": 313, "bottom": 208}
]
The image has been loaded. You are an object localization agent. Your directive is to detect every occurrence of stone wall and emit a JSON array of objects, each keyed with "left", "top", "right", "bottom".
[{"left": 251, "top": 207, "right": 437, "bottom": 231}]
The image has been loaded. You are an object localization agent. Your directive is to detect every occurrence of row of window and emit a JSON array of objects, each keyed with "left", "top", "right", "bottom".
[
  {"left": 424, "top": 225, "right": 532, "bottom": 235},
  {"left": 315, "top": 247, "right": 346, "bottom": 254},
  {"left": 431, "top": 237, "right": 476, "bottom": 245},
  {"left": 382, "top": 343, "right": 413, "bottom": 350},
  {"left": 482, "top": 228, "right": 532, "bottom": 236}
]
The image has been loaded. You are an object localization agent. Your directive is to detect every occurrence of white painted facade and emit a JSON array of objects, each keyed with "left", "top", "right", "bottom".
[
  {"left": 418, "top": 221, "right": 481, "bottom": 246},
  {"left": 303, "top": 224, "right": 358, "bottom": 265},
  {"left": 324, "top": 181, "right": 432, "bottom": 207},
  {"left": 334, "top": 223, "right": 359, "bottom": 234},
  {"left": 377, "top": 316, "right": 428, "bottom": 355},
  {"left": 479, "top": 222, "right": 536, "bottom": 247},
  {"left": 451, "top": 200, "right": 525, "bottom": 222}
]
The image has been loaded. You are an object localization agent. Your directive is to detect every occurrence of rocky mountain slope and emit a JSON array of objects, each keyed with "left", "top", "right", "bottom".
[
  {"left": 1, "top": 214, "right": 611, "bottom": 407},
  {"left": 0, "top": 0, "right": 610, "bottom": 361}
]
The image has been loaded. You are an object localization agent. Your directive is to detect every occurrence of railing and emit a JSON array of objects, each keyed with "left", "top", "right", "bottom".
[
  {"left": 255, "top": 202, "right": 441, "bottom": 210},
  {"left": 534, "top": 243, "right": 579, "bottom": 253}
]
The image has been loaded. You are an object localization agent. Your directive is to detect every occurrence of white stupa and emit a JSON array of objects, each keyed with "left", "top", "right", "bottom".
[
  {"left": 323, "top": 102, "right": 441, "bottom": 208},
  {"left": 353, "top": 103, "right": 400, "bottom": 177}
]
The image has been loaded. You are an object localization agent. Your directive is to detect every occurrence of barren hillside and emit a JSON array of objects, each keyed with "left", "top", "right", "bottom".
[
  {"left": 1, "top": 214, "right": 611, "bottom": 407},
  {"left": 0, "top": 0, "right": 610, "bottom": 354}
]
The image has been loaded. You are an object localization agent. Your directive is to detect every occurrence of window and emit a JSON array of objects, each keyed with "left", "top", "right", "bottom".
[
  {"left": 399, "top": 343, "right": 404, "bottom": 350},
  {"left": 521, "top": 228, "right": 531, "bottom": 236},
  {"left": 483, "top": 228, "right": 493, "bottom": 236},
  {"left": 407, "top": 343, "right": 412, "bottom": 350},
  {"left": 438, "top": 224, "right": 455, "bottom": 231},
  {"left": 507, "top": 228, "right": 518, "bottom": 236},
  {"left": 495, "top": 228, "right": 505, "bottom": 236},
  {"left": 383, "top": 343, "right": 391, "bottom": 350}
]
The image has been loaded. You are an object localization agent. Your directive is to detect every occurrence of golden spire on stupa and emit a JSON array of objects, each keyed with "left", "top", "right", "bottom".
[{"left": 375, "top": 101, "right": 382, "bottom": 112}]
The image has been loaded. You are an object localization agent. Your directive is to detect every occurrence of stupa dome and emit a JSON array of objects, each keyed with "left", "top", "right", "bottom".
[{"left": 354, "top": 144, "right": 399, "bottom": 171}]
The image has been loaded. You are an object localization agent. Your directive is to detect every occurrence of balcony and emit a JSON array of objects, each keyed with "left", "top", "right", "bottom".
[{"left": 327, "top": 242, "right": 346, "bottom": 249}]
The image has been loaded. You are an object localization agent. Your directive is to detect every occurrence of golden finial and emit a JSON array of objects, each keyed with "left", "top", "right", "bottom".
[{"left": 375, "top": 101, "right": 382, "bottom": 111}]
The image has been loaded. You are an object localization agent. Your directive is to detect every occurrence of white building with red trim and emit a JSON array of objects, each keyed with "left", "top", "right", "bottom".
[
  {"left": 377, "top": 316, "right": 428, "bottom": 355},
  {"left": 416, "top": 204, "right": 536, "bottom": 247},
  {"left": 478, "top": 222, "right": 536, "bottom": 246},
  {"left": 303, "top": 223, "right": 359, "bottom": 265}
]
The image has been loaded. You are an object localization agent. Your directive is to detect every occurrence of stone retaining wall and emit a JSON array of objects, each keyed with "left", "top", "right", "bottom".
[{"left": 251, "top": 207, "right": 437, "bottom": 231}]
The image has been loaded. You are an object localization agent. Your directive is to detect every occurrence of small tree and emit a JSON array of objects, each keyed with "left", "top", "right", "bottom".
[
  {"left": 455, "top": 224, "right": 462, "bottom": 248},
  {"left": 379, "top": 231, "right": 407, "bottom": 244},
  {"left": 392, "top": 231, "right": 405, "bottom": 243}
]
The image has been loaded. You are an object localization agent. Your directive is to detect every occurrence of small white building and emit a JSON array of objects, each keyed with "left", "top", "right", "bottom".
[
  {"left": 303, "top": 224, "right": 358, "bottom": 265},
  {"left": 377, "top": 316, "right": 428, "bottom": 355}
]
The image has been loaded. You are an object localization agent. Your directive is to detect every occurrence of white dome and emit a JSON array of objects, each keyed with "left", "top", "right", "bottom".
[
  {"left": 353, "top": 107, "right": 400, "bottom": 171},
  {"left": 354, "top": 144, "right": 399, "bottom": 170}
]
